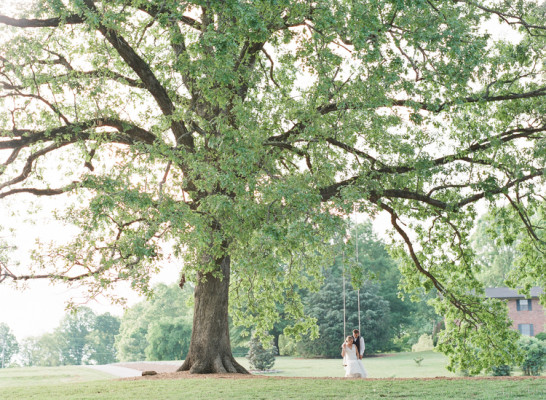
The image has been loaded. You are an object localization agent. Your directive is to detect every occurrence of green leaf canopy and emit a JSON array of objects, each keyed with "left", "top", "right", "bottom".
[{"left": 1, "top": 0, "right": 545, "bottom": 373}]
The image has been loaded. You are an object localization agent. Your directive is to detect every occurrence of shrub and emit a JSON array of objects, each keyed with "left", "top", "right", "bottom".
[
  {"left": 411, "top": 334, "right": 434, "bottom": 352},
  {"left": 518, "top": 336, "right": 546, "bottom": 376},
  {"left": 491, "top": 364, "right": 511, "bottom": 376},
  {"left": 278, "top": 335, "right": 298, "bottom": 356},
  {"left": 535, "top": 332, "right": 546, "bottom": 342},
  {"left": 390, "top": 334, "right": 414, "bottom": 352},
  {"left": 247, "top": 337, "right": 277, "bottom": 371}
]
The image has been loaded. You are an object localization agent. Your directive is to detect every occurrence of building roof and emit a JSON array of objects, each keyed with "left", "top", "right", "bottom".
[{"left": 485, "top": 287, "right": 543, "bottom": 299}]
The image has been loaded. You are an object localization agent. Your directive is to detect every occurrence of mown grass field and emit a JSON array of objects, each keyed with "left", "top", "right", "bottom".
[
  {"left": 0, "top": 365, "right": 113, "bottom": 387},
  {"left": 2, "top": 374, "right": 545, "bottom": 400},
  {"left": 1, "top": 352, "right": 544, "bottom": 400},
  {"left": 1, "top": 351, "right": 457, "bottom": 386},
  {"left": 244, "top": 351, "right": 459, "bottom": 378}
]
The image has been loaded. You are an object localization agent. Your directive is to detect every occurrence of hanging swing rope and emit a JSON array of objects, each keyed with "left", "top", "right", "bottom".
[
  {"left": 342, "top": 249, "right": 346, "bottom": 339},
  {"left": 341, "top": 206, "right": 363, "bottom": 340},
  {"left": 357, "top": 287, "right": 361, "bottom": 333},
  {"left": 354, "top": 206, "right": 361, "bottom": 333}
]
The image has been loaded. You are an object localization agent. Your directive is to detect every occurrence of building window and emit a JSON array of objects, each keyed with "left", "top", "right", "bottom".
[
  {"left": 517, "top": 299, "right": 532, "bottom": 311},
  {"left": 518, "top": 324, "right": 534, "bottom": 336}
]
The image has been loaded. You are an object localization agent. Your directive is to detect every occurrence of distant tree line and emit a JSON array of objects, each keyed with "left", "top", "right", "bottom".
[
  {"left": 115, "top": 283, "right": 194, "bottom": 362},
  {"left": 4, "top": 308, "right": 121, "bottom": 367},
  {"left": 1, "top": 322, "right": 19, "bottom": 368}
]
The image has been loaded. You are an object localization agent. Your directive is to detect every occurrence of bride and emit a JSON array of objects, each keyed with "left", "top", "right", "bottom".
[{"left": 341, "top": 336, "right": 367, "bottom": 378}]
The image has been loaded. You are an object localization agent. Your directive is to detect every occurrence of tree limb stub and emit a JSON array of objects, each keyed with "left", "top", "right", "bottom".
[{"left": 0, "top": 14, "right": 84, "bottom": 28}]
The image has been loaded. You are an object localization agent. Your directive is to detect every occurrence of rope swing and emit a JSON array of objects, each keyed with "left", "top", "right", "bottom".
[
  {"left": 355, "top": 211, "right": 361, "bottom": 333},
  {"left": 342, "top": 249, "right": 347, "bottom": 339},
  {"left": 342, "top": 205, "right": 362, "bottom": 338}
]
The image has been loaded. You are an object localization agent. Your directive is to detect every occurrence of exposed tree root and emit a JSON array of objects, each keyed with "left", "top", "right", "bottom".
[{"left": 178, "top": 354, "right": 249, "bottom": 374}]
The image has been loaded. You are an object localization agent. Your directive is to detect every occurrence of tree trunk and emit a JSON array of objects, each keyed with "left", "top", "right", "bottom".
[{"left": 178, "top": 255, "right": 248, "bottom": 374}]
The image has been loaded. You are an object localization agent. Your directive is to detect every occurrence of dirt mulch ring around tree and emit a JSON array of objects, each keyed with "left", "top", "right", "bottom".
[
  {"left": 115, "top": 363, "right": 546, "bottom": 381},
  {"left": 115, "top": 362, "right": 181, "bottom": 374}
]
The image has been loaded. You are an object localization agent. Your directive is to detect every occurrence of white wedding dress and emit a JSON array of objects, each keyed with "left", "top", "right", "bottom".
[{"left": 343, "top": 344, "right": 367, "bottom": 378}]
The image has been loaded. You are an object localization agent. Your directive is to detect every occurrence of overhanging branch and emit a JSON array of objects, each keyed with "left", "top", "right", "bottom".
[
  {"left": 379, "top": 202, "right": 489, "bottom": 326},
  {"left": 0, "top": 118, "right": 157, "bottom": 150},
  {"left": 0, "top": 185, "right": 76, "bottom": 200},
  {"left": 457, "top": 0, "right": 546, "bottom": 35},
  {"left": 0, "top": 119, "right": 158, "bottom": 197},
  {"left": 457, "top": 170, "right": 544, "bottom": 208},
  {"left": 0, "top": 14, "right": 84, "bottom": 28}
]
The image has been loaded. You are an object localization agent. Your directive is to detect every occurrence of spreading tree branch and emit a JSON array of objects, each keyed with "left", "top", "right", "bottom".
[
  {"left": 457, "top": 0, "right": 546, "bottom": 35},
  {"left": 0, "top": 14, "right": 84, "bottom": 28}
]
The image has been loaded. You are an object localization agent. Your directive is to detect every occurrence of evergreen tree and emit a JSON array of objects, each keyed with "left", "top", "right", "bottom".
[
  {"left": 247, "top": 336, "right": 276, "bottom": 371},
  {"left": 302, "top": 263, "right": 390, "bottom": 357}
]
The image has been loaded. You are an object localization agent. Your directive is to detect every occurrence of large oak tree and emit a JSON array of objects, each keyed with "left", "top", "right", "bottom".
[{"left": 1, "top": 0, "right": 545, "bottom": 374}]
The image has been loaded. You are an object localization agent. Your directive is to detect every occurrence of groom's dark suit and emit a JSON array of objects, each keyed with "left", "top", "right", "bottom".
[{"left": 352, "top": 335, "right": 365, "bottom": 358}]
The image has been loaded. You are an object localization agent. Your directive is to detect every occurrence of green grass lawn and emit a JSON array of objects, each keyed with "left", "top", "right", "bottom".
[
  {"left": 0, "top": 366, "right": 113, "bottom": 387},
  {"left": 246, "top": 351, "right": 458, "bottom": 378},
  {"left": 1, "top": 351, "right": 455, "bottom": 386},
  {"left": 1, "top": 374, "right": 545, "bottom": 400},
  {"left": 1, "top": 352, "right": 544, "bottom": 400}
]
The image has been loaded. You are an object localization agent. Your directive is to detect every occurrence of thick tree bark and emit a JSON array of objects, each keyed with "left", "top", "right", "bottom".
[{"left": 178, "top": 255, "right": 248, "bottom": 374}]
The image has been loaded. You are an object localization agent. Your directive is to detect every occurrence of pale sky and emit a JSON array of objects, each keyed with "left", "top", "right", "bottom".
[{"left": 0, "top": 193, "right": 181, "bottom": 340}]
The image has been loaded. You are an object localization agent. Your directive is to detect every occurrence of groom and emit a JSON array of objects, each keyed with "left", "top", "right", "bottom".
[{"left": 352, "top": 329, "right": 365, "bottom": 359}]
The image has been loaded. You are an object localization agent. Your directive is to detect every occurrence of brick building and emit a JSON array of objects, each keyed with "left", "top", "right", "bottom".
[{"left": 485, "top": 287, "right": 545, "bottom": 336}]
